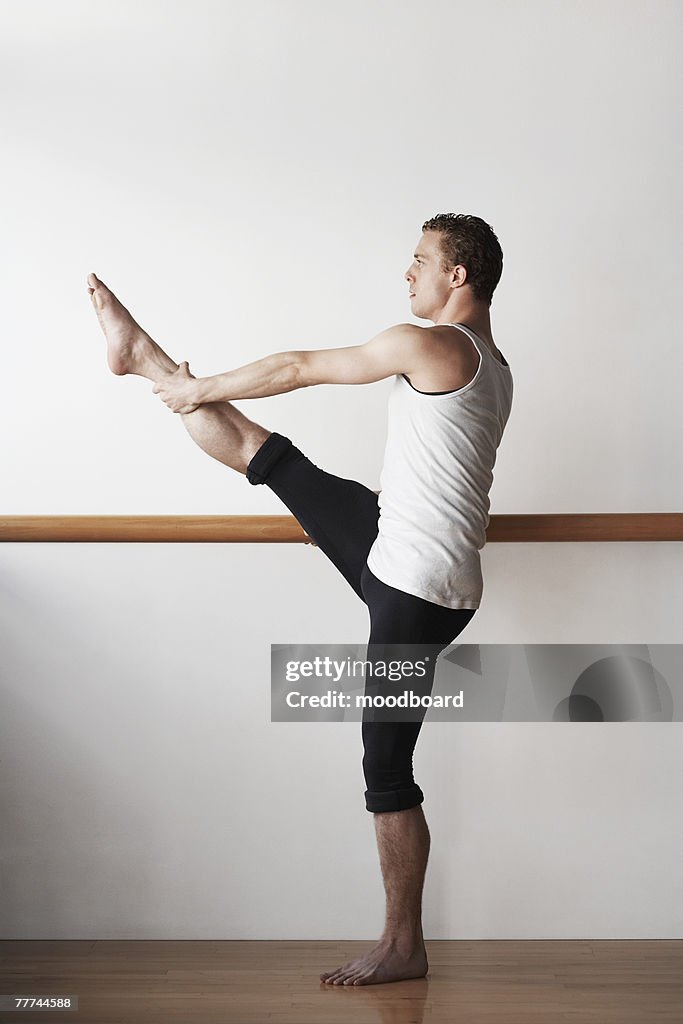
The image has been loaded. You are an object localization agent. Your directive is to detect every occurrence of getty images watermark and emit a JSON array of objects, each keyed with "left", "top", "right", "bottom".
[{"left": 271, "top": 644, "right": 683, "bottom": 722}]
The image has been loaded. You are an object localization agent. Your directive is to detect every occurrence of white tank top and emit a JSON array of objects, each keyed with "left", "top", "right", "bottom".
[{"left": 366, "top": 323, "right": 513, "bottom": 609}]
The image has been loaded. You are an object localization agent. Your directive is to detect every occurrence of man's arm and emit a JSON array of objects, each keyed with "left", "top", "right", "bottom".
[
  {"left": 191, "top": 323, "right": 425, "bottom": 404},
  {"left": 193, "top": 351, "right": 302, "bottom": 403},
  {"left": 297, "top": 324, "right": 424, "bottom": 388}
]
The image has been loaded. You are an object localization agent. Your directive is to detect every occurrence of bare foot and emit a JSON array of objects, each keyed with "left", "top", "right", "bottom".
[
  {"left": 87, "top": 272, "right": 177, "bottom": 380},
  {"left": 320, "top": 938, "right": 428, "bottom": 986}
]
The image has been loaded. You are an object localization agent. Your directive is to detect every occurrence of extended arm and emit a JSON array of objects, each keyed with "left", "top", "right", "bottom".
[
  {"left": 152, "top": 324, "right": 426, "bottom": 411},
  {"left": 194, "top": 351, "right": 301, "bottom": 403}
]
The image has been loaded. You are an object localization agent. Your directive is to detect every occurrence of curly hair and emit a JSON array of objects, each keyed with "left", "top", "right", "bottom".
[{"left": 421, "top": 213, "right": 503, "bottom": 307}]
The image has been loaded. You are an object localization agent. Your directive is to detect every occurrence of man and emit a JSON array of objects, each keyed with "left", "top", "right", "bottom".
[{"left": 88, "top": 212, "right": 513, "bottom": 987}]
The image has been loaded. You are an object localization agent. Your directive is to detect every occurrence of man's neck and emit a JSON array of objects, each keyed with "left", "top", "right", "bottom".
[{"left": 434, "top": 306, "right": 492, "bottom": 339}]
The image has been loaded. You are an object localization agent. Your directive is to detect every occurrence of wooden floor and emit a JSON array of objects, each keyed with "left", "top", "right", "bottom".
[{"left": 0, "top": 939, "right": 681, "bottom": 1023}]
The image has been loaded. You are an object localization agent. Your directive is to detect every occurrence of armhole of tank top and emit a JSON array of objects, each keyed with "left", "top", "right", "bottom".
[
  {"left": 397, "top": 324, "right": 486, "bottom": 397},
  {"left": 454, "top": 329, "right": 484, "bottom": 394},
  {"left": 400, "top": 373, "right": 470, "bottom": 397}
]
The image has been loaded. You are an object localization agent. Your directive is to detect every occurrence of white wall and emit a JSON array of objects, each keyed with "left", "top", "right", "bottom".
[{"left": 1, "top": 0, "right": 682, "bottom": 938}]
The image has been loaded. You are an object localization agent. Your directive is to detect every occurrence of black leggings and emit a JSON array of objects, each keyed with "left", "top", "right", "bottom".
[{"left": 246, "top": 432, "right": 476, "bottom": 813}]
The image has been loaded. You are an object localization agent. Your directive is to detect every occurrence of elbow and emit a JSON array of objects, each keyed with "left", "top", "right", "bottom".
[{"left": 292, "top": 351, "right": 312, "bottom": 389}]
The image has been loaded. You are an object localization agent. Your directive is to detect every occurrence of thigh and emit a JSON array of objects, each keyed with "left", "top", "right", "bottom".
[
  {"left": 360, "top": 562, "right": 476, "bottom": 646},
  {"left": 247, "top": 432, "right": 380, "bottom": 600},
  {"left": 360, "top": 563, "right": 475, "bottom": 727}
]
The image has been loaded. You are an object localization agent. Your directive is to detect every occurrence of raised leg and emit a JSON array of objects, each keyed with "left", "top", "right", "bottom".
[
  {"left": 178, "top": 400, "right": 270, "bottom": 475},
  {"left": 87, "top": 273, "right": 270, "bottom": 473}
]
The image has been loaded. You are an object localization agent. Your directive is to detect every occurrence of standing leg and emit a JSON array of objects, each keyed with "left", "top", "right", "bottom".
[
  {"left": 88, "top": 273, "right": 270, "bottom": 472},
  {"left": 320, "top": 800, "right": 432, "bottom": 987},
  {"left": 374, "top": 803, "right": 431, "bottom": 951},
  {"left": 321, "top": 567, "right": 476, "bottom": 986}
]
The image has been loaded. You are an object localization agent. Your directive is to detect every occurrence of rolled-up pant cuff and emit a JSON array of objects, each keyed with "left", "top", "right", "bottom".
[
  {"left": 364, "top": 784, "right": 424, "bottom": 813},
  {"left": 246, "top": 432, "right": 294, "bottom": 485}
]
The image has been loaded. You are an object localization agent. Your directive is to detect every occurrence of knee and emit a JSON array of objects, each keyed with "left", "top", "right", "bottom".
[
  {"left": 362, "top": 724, "right": 424, "bottom": 813},
  {"left": 362, "top": 747, "right": 418, "bottom": 799},
  {"left": 245, "top": 431, "right": 293, "bottom": 485}
]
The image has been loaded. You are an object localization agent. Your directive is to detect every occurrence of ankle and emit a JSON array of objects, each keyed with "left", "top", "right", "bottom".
[
  {"left": 139, "top": 346, "right": 179, "bottom": 381},
  {"left": 380, "top": 925, "right": 425, "bottom": 956}
]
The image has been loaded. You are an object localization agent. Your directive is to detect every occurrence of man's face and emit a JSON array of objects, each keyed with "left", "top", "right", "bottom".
[{"left": 405, "top": 231, "right": 455, "bottom": 322}]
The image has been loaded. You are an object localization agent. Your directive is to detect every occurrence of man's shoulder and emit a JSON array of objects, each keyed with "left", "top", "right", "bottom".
[
  {"left": 378, "top": 322, "right": 477, "bottom": 366},
  {"left": 397, "top": 324, "right": 480, "bottom": 391},
  {"left": 380, "top": 322, "right": 455, "bottom": 355},
  {"left": 382, "top": 322, "right": 472, "bottom": 348},
  {"left": 366, "top": 323, "right": 426, "bottom": 360},
  {"left": 389, "top": 322, "right": 477, "bottom": 361},
  {"left": 380, "top": 322, "right": 425, "bottom": 341}
]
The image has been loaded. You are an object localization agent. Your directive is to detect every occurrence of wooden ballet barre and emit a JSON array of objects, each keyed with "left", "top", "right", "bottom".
[{"left": 0, "top": 513, "right": 681, "bottom": 543}]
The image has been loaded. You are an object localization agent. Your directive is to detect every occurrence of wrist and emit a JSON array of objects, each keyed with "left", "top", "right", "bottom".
[{"left": 194, "top": 376, "right": 215, "bottom": 404}]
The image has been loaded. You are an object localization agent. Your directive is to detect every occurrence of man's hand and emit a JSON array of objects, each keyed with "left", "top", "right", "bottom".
[{"left": 152, "top": 362, "right": 201, "bottom": 414}]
